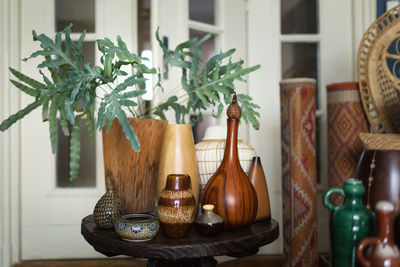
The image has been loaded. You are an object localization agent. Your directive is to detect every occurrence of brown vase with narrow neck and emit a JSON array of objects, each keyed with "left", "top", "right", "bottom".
[
  {"left": 157, "top": 174, "right": 196, "bottom": 238},
  {"left": 357, "top": 201, "right": 400, "bottom": 267},
  {"left": 201, "top": 95, "right": 258, "bottom": 230}
]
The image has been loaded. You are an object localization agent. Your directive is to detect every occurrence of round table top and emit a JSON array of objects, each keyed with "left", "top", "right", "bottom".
[{"left": 81, "top": 215, "right": 279, "bottom": 260}]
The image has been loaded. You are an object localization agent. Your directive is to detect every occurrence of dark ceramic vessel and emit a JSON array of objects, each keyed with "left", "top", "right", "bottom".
[
  {"left": 194, "top": 204, "right": 224, "bottom": 236},
  {"left": 93, "top": 186, "right": 123, "bottom": 229},
  {"left": 357, "top": 201, "right": 400, "bottom": 267},
  {"left": 355, "top": 150, "right": 400, "bottom": 245},
  {"left": 324, "top": 179, "right": 374, "bottom": 267},
  {"left": 157, "top": 174, "right": 196, "bottom": 238}
]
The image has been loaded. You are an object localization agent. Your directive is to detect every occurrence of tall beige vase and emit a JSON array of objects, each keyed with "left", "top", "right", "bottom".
[{"left": 157, "top": 124, "right": 200, "bottom": 208}]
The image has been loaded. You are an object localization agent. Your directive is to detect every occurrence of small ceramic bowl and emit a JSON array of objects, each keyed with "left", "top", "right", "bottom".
[{"left": 114, "top": 214, "right": 159, "bottom": 242}]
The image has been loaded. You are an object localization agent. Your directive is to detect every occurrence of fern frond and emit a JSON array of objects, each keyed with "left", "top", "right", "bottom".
[{"left": 69, "top": 122, "right": 81, "bottom": 181}]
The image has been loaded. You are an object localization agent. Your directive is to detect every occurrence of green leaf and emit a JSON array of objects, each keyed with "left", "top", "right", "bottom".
[
  {"left": 96, "top": 101, "right": 107, "bottom": 131},
  {"left": 195, "top": 90, "right": 208, "bottom": 105},
  {"left": 115, "top": 108, "right": 140, "bottom": 152},
  {"left": 69, "top": 122, "right": 81, "bottom": 181},
  {"left": 85, "top": 108, "right": 96, "bottom": 143},
  {"left": 0, "top": 99, "right": 42, "bottom": 131},
  {"left": 49, "top": 94, "right": 60, "bottom": 153},
  {"left": 59, "top": 116, "right": 70, "bottom": 136},
  {"left": 10, "top": 80, "right": 40, "bottom": 97},
  {"left": 64, "top": 99, "right": 75, "bottom": 124},
  {"left": 9, "top": 67, "right": 46, "bottom": 90},
  {"left": 42, "top": 100, "right": 49, "bottom": 122}
]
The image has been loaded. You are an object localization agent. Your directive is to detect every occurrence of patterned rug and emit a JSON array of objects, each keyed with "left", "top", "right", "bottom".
[
  {"left": 327, "top": 82, "right": 369, "bottom": 205},
  {"left": 280, "top": 78, "right": 318, "bottom": 267}
]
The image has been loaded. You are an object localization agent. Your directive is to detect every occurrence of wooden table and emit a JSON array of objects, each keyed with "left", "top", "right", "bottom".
[{"left": 81, "top": 215, "right": 279, "bottom": 267}]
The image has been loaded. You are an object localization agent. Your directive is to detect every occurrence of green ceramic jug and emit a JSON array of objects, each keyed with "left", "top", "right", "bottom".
[{"left": 324, "top": 179, "right": 375, "bottom": 267}]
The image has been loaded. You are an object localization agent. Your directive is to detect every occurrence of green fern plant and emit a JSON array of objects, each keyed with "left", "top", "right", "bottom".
[{"left": 0, "top": 25, "right": 260, "bottom": 182}]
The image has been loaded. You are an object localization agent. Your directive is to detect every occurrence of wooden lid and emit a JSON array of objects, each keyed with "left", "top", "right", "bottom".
[{"left": 227, "top": 94, "right": 241, "bottom": 119}]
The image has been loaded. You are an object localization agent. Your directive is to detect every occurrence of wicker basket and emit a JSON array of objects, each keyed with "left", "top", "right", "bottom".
[
  {"left": 359, "top": 133, "right": 400, "bottom": 150},
  {"left": 358, "top": 4, "right": 400, "bottom": 133}
]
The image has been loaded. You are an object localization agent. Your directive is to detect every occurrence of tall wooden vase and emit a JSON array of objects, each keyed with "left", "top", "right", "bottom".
[
  {"left": 201, "top": 95, "right": 258, "bottom": 230},
  {"left": 102, "top": 118, "right": 167, "bottom": 214},
  {"left": 248, "top": 156, "right": 271, "bottom": 222},
  {"left": 157, "top": 124, "right": 200, "bottom": 209}
]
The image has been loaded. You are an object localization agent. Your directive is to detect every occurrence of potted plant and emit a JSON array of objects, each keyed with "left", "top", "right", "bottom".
[{"left": 0, "top": 25, "right": 260, "bottom": 212}]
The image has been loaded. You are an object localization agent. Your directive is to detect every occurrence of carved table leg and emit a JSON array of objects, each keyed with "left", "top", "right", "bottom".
[{"left": 146, "top": 257, "right": 217, "bottom": 267}]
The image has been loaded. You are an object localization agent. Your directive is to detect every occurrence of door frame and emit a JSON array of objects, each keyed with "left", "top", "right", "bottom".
[{"left": 1, "top": 0, "right": 21, "bottom": 266}]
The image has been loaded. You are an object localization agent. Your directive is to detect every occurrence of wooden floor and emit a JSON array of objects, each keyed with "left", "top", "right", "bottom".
[{"left": 15, "top": 254, "right": 331, "bottom": 267}]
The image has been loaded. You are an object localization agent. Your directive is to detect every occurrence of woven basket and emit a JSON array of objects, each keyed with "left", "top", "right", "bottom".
[
  {"left": 359, "top": 133, "right": 400, "bottom": 150},
  {"left": 195, "top": 126, "right": 256, "bottom": 188},
  {"left": 358, "top": 4, "right": 400, "bottom": 133}
]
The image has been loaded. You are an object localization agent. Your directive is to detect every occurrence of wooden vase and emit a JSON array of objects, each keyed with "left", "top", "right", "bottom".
[
  {"left": 156, "top": 124, "right": 200, "bottom": 209},
  {"left": 102, "top": 118, "right": 167, "bottom": 214},
  {"left": 201, "top": 95, "right": 258, "bottom": 230},
  {"left": 248, "top": 157, "right": 271, "bottom": 221}
]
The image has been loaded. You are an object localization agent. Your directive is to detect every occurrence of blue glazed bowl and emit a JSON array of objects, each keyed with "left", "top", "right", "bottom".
[{"left": 114, "top": 214, "right": 159, "bottom": 242}]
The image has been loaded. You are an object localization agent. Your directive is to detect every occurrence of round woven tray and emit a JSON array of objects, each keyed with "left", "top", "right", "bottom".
[
  {"left": 359, "top": 133, "right": 400, "bottom": 150},
  {"left": 358, "top": 5, "right": 400, "bottom": 133}
]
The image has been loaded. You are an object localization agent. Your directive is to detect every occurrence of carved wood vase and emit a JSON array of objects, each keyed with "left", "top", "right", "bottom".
[
  {"left": 102, "top": 118, "right": 167, "bottom": 214},
  {"left": 201, "top": 95, "right": 258, "bottom": 230}
]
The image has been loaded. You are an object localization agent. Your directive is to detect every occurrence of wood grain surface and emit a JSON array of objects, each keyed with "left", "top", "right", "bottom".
[
  {"left": 157, "top": 124, "right": 200, "bottom": 208},
  {"left": 201, "top": 117, "right": 258, "bottom": 230},
  {"left": 102, "top": 118, "right": 167, "bottom": 213},
  {"left": 81, "top": 215, "right": 279, "bottom": 260}
]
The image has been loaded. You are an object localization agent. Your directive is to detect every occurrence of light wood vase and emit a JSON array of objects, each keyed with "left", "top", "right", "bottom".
[
  {"left": 102, "top": 118, "right": 168, "bottom": 214},
  {"left": 156, "top": 124, "right": 200, "bottom": 208},
  {"left": 248, "top": 156, "right": 271, "bottom": 221}
]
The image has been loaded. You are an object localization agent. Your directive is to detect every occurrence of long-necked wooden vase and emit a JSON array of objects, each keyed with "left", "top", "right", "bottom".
[{"left": 201, "top": 95, "right": 258, "bottom": 230}]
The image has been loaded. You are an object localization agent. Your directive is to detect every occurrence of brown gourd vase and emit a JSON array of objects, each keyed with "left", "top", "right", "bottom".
[
  {"left": 357, "top": 201, "right": 400, "bottom": 267},
  {"left": 248, "top": 156, "right": 271, "bottom": 221},
  {"left": 157, "top": 174, "right": 196, "bottom": 238},
  {"left": 201, "top": 95, "right": 258, "bottom": 230}
]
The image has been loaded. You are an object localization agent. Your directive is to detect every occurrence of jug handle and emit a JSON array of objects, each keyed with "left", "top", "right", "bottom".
[
  {"left": 323, "top": 188, "right": 344, "bottom": 211},
  {"left": 356, "top": 237, "right": 379, "bottom": 267}
]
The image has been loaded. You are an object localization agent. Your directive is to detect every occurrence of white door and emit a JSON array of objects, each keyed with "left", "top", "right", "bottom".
[
  {"left": 151, "top": 0, "right": 249, "bottom": 140},
  {"left": 247, "top": 0, "right": 374, "bottom": 254},
  {"left": 19, "top": 0, "right": 248, "bottom": 260},
  {"left": 20, "top": 0, "right": 138, "bottom": 259}
]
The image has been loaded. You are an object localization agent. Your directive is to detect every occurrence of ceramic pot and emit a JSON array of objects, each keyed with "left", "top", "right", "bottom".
[
  {"left": 157, "top": 174, "right": 196, "bottom": 238},
  {"left": 324, "top": 179, "right": 374, "bottom": 267},
  {"left": 201, "top": 95, "right": 258, "bottom": 230},
  {"left": 195, "top": 125, "right": 257, "bottom": 189},
  {"left": 194, "top": 204, "right": 224, "bottom": 236},
  {"left": 93, "top": 182, "right": 123, "bottom": 229},
  {"left": 114, "top": 214, "right": 159, "bottom": 242},
  {"left": 157, "top": 124, "right": 200, "bottom": 209},
  {"left": 357, "top": 201, "right": 400, "bottom": 267},
  {"left": 327, "top": 82, "right": 369, "bottom": 205},
  {"left": 355, "top": 150, "right": 400, "bottom": 245},
  {"left": 102, "top": 118, "right": 167, "bottom": 214},
  {"left": 248, "top": 156, "right": 271, "bottom": 221}
]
